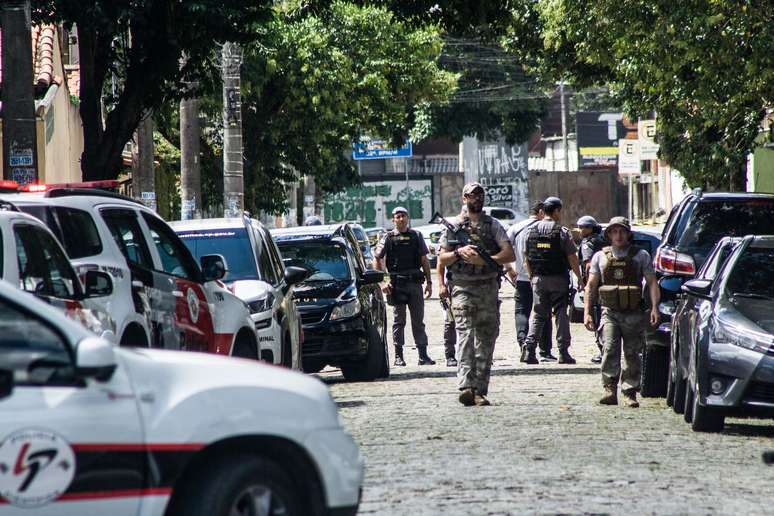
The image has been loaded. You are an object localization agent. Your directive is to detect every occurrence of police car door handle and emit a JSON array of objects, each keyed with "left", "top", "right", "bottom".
[
  {"left": 172, "top": 290, "right": 184, "bottom": 298},
  {"left": 131, "top": 280, "right": 144, "bottom": 290}
]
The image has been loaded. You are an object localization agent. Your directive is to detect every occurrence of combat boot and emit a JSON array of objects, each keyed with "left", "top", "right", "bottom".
[
  {"left": 599, "top": 385, "right": 618, "bottom": 405},
  {"left": 474, "top": 393, "right": 491, "bottom": 406},
  {"left": 521, "top": 347, "right": 539, "bottom": 365},
  {"left": 394, "top": 346, "right": 406, "bottom": 367},
  {"left": 446, "top": 356, "right": 458, "bottom": 367},
  {"left": 558, "top": 351, "right": 576, "bottom": 364},
  {"left": 417, "top": 347, "right": 436, "bottom": 365},
  {"left": 458, "top": 388, "right": 475, "bottom": 406},
  {"left": 622, "top": 390, "right": 640, "bottom": 408}
]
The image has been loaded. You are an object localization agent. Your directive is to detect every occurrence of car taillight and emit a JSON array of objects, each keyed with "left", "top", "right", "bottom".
[{"left": 655, "top": 248, "right": 696, "bottom": 276}]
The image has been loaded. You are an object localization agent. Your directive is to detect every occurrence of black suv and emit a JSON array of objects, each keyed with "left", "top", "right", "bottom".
[
  {"left": 271, "top": 223, "right": 388, "bottom": 381},
  {"left": 641, "top": 190, "right": 774, "bottom": 397}
]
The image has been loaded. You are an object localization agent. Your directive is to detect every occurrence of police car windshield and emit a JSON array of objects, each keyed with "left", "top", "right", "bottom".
[
  {"left": 177, "top": 228, "right": 260, "bottom": 282},
  {"left": 726, "top": 247, "right": 774, "bottom": 303},
  {"left": 277, "top": 241, "right": 351, "bottom": 282}
]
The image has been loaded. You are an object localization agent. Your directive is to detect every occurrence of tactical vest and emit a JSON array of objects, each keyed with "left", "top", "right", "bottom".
[
  {"left": 525, "top": 222, "right": 568, "bottom": 276},
  {"left": 448, "top": 215, "right": 502, "bottom": 279},
  {"left": 579, "top": 233, "right": 606, "bottom": 282},
  {"left": 598, "top": 246, "right": 642, "bottom": 311},
  {"left": 385, "top": 229, "right": 421, "bottom": 273}
]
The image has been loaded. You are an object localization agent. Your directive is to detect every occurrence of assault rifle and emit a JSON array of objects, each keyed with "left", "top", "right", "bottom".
[{"left": 429, "top": 212, "right": 516, "bottom": 288}]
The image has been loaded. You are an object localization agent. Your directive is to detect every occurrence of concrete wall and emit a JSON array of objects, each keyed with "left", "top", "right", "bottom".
[
  {"left": 528, "top": 169, "right": 626, "bottom": 226},
  {"left": 432, "top": 173, "right": 464, "bottom": 218}
]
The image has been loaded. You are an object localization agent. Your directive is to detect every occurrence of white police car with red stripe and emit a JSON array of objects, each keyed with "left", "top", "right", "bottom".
[
  {"left": 0, "top": 184, "right": 260, "bottom": 358},
  {"left": 0, "top": 281, "right": 363, "bottom": 515}
]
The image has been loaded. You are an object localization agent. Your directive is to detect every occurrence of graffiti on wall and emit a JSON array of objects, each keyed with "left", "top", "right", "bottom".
[
  {"left": 324, "top": 180, "right": 433, "bottom": 228},
  {"left": 462, "top": 137, "right": 529, "bottom": 219}
]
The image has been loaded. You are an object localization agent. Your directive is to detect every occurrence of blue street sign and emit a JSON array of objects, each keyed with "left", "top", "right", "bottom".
[{"left": 352, "top": 139, "right": 412, "bottom": 160}]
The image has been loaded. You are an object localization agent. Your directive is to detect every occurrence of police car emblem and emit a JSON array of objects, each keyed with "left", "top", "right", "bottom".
[
  {"left": 0, "top": 429, "right": 76, "bottom": 508},
  {"left": 187, "top": 288, "right": 200, "bottom": 324}
]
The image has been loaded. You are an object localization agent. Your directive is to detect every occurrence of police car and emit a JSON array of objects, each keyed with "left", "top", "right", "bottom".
[
  {"left": 170, "top": 217, "right": 305, "bottom": 369},
  {"left": 0, "top": 281, "right": 363, "bottom": 515},
  {"left": 0, "top": 199, "right": 114, "bottom": 338},
  {"left": 0, "top": 185, "right": 259, "bottom": 357}
]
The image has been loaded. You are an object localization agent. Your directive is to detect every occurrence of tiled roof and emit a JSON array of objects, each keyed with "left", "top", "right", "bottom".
[{"left": 0, "top": 24, "right": 62, "bottom": 94}]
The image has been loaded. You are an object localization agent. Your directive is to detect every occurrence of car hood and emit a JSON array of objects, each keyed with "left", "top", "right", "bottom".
[
  {"left": 293, "top": 280, "right": 353, "bottom": 302},
  {"left": 227, "top": 279, "right": 273, "bottom": 301},
  {"left": 117, "top": 348, "right": 339, "bottom": 430}
]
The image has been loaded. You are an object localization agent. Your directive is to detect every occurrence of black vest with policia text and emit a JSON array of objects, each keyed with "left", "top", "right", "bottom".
[
  {"left": 526, "top": 221, "right": 569, "bottom": 276},
  {"left": 384, "top": 229, "right": 422, "bottom": 273}
]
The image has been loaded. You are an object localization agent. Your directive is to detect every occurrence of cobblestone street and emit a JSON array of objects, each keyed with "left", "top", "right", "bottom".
[{"left": 320, "top": 289, "right": 774, "bottom": 515}]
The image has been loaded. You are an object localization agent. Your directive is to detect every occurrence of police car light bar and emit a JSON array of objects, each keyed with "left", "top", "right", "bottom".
[
  {"left": 0, "top": 180, "right": 19, "bottom": 193},
  {"left": 19, "top": 179, "right": 121, "bottom": 193}
]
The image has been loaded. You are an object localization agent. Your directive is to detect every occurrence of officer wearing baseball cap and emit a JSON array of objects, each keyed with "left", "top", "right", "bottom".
[
  {"left": 437, "top": 182, "right": 515, "bottom": 406},
  {"left": 576, "top": 215, "right": 607, "bottom": 363},
  {"left": 522, "top": 196, "right": 583, "bottom": 364},
  {"left": 584, "top": 216, "right": 660, "bottom": 408},
  {"left": 374, "top": 206, "right": 435, "bottom": 366}
]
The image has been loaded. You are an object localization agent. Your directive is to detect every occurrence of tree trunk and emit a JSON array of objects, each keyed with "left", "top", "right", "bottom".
[
  {"left": 180, "top": 95, "right": 201, "bottom": 219},
  {"left": 132, "top": 114, "right": 155, "bottom": 211},
  {"left": 222, "top": 42, "right": 244, "bottom": 218}
]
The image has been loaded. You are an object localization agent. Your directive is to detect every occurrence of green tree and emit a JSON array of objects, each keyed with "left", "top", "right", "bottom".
[{"left": 32, "top": 0, "right": 272, "bottom": 181}]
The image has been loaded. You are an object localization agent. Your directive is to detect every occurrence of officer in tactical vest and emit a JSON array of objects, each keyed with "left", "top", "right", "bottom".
[
  {"left": 584, "top": 217, "right": 660, "bottom": 408},
  {"left": 522, "top": 197, "right": 583, "bottom": 365},
  {"left": 374, "top": 206, "right": 435, "bottom": 366},
  {"left": 438, "top": 183, "right": 515, "bottom": 406},
  {"left": 576, "top": 215, "right": 607, "bottom": 363}
]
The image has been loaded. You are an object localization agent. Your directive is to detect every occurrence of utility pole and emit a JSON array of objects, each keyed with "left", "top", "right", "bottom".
[
  {"left": 180, "top": 93, "right": 201, "bottom": 220},
  {"left": 560, "top": 81, "right": 569, "bottom": 172},
  {"left": 221, "top": 42, "right": 244, "bottom": 218},
  {"left": 1, "top": 0, "right": 39, "bottom": 184},
  {"left": 132, "top": 113, "right": 156, "bottom": 211}
]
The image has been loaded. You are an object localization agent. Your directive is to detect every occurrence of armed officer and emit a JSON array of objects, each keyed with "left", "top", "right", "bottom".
[
  {"left": 522, "top": 196, "right": 583, "bottom": 365},
  {"left": 438, "top": 183, "right": 515, "bottom": 406},
  {"left": 584, "top": 217, "right": 659, "bottom": 408},
  {"left": 576, "top": 215, "right": 607, "bottom": 363},
  {"left": 374, "top": 206, "right": 435, "bottom": 366}
]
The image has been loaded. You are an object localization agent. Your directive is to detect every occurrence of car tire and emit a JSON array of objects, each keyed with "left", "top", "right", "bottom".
[
  {"left": 666, "top": 349, "right": 676, "bottom": 407},
  {"left": 341, "top": 324, "right": 385, "bottom": 382},
  {"left": 684, "top": 383, "right": 695, "bottom": 423},
  {"left": 174, "top": 454, "right": 305, "bottom": 516},
  {"left": 641, "top": 345, "right": 668, "bottom": 398},
  {"left": 281, "top": 328, "right": 292, "bottom": 368},
  {"left": 691, "top": 383, "right": 725, "bottom": 433},
  {"left": 302, "top": 360, "right": 325, "bottom": 374},
  {"left": 233, "top": 332, "right": 259, "bottom": 360},
  {"left": 377, "top": 322, "right": 390, "bottom": 379},
  {"left": 673, "top": 375, "right": 687, "bottom": 414}
]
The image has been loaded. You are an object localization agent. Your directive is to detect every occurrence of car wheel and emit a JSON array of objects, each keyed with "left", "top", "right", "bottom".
[
  {"left": 683, "top": 383, "right": 695, "bottom": 423},
  {"left": 377, "top": 323, "right": 390, "bottom": 379},
  {"left": 673, "top": 375, "right": 687, "bottom": 414},
  {"left": 233, "top": 332, "right": 259, "bottom": 360},
  {"left": 691, "top": 382, "right": 725, "bottom": 433},
  {"left": 302, "top": 360, "right": 325, "bottom": 374},
  {"left": 341, "top": 324, "right": 384, "bottom": 382},
  {"left": 281, "top": 329, "right": 292, "bottom": 368},
  {"left": 641, "top": 345, "right": 668, "bottom": 398},
  {"left": 666, "top": 349, "right": 676, "bottom": 407},
  {"left": 174, "top": 455, "right": 305, "bottom": 516}
]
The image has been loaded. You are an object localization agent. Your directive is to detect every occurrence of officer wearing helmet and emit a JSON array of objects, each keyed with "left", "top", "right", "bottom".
[
  {"left": 522, "top": 196, "right": 583, "bottom": 365},
  {"left": 576, "top": 215, "right": 607, "bottom": 363},
  {"left": 584, "top": 217, "right": 660, "bottom": 408},
  {"left": 374, "top": 206, "right": 435, "bottom": 366}
]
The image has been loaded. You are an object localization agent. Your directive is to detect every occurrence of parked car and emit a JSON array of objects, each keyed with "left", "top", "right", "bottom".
[
  {"left": 349, "top": 223, "right": 376, "bottom": 268},
  {"left": 0, "top": 280, "right": 363, "bottom": 515},
  {"left": 271, "top": 223, "right": 388, "bottom": 381},
  {"left": 412, "top": 223, "right": 445, "bottom": 269},
  {"left": 0, "top": 201, "right": 115, "bottom": 339},
  {"left": 482, "top": 206, "right": 522, "bottom": 228},
  {"left": 643, "top": 190, "right": 774, "bottom": 397},
  {"left": 669, "top": 235, "right": 774, "bottom": 432},
  {"left": 0, "top": 187, "right": 259, "bottom": 358},
  {"left": 171, "top": 216, "right": 306, "bottom": 369}
]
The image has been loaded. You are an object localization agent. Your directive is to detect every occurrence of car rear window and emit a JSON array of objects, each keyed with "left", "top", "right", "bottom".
[
  {"left": 177, "top": 228, "right": 259, "bottom": 282},
  {"left": 18, "top": 205, "right": 102, "bottom": 259},
  {"left": 677, "top": 199, "right": 774, "bottom": 254},
  {"left": 277, "top": 241, "right": 351, "bottom": 281}
]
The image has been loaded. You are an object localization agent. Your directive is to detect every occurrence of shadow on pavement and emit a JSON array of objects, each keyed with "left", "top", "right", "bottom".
[
  {"left": 723, "top": 422, "right": 774, "bottom": 438},
  {"left": 319, "top": 366, "right": 599, "bottom": 385}
]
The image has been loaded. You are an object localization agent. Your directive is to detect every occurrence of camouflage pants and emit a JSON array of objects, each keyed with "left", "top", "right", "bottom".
[
  {"left": 452, "top": 279, "right": 500, "bottom": 395},
  {"left": 600, "top": 308, "right": 646, "bottom": 392}
]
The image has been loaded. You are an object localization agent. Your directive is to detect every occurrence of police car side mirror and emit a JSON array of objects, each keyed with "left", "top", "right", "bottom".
[
  {"left": 359, "top": 270, "right": 384, "bottom": 286},
  {"left": 284, "top": 266, "right": 309, "bottom": 286},
  {"left": 201, "top": 254, "right": 228, "bottom": 282},
  {"left": 681, "top": 279, "right": 712, "bottom": 299},
  {"left": 84, "top": 270, "right": 113, "bottom": 298},
  {"left": 75, "top": 337, "right": 117, "bottom": 382},
  {"left": 0, "top": 368, "right": 12, "bottom": 399}
]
